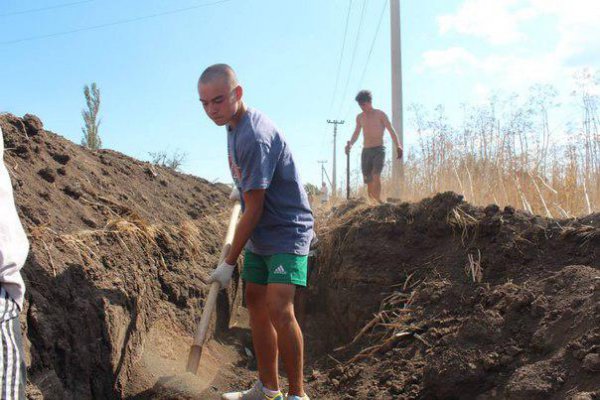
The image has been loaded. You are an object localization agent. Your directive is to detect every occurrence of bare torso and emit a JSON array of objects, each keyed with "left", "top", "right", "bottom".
[{"left": 358, "top": 109, "right": 386, "bottom": 148}]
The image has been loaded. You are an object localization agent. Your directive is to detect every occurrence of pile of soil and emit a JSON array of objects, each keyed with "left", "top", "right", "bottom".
[
  {"left": 1, "top": 114, "right": 242, "bottom": 399},
  {"left": 305, "top": 193, "right": 600, "bottom": 399}
]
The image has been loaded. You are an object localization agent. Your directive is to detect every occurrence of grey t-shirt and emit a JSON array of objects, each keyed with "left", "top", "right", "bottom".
[{"left": 227, "top": 108, "right": 314, "bottom": 255}]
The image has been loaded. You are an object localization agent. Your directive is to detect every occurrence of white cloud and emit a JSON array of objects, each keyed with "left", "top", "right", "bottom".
[
  {"left": 418, "top": 48, "right": 563, "bottom": 91},
  {"left": 531, "top": 0, "right": 600, "bottom": 67},
  {"left": 478, "top": 54, "right": 563, "bottom": 89},
  {"left": 437, "top": 0, "right": 600, "bottom": 59},
  {"left": 419, "top": 0, "right": 600, "bottom": 96},
  {"left": 437, "top": 0, "right": 536, "bottom": 45}
]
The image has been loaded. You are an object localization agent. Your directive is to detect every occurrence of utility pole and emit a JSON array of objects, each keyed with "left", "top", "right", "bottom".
[
  {"left": 317, "top": 160, "right": 328, "bottom": 185},
  {"left": 390, "top": 0, "right": 404, "bottom": 197},
  {"left": 327, "top": 119, "right": 344, "bottom": 196},
  {"left": 322, "top": 166, "right": 333, "bottom": 189}
]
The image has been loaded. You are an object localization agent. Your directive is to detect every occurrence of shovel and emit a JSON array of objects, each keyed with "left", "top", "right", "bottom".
[{"left": 186, "top": 200, "right": 242, "bottom": 374}]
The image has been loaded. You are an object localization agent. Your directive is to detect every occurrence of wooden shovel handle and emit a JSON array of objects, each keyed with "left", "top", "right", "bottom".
[{"left": 187, "top": 201, "right": 242, "bottom": 374}]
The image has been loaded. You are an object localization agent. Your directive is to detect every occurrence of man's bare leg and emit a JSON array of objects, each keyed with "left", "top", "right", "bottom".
[
  {"left": 266, "top": 283, "right": 305, "bottom": 397},
  {"left": 366, "top": 180, "right": 375, "bottom": 202},
  {"left": 372, "top": 174, "right": 383, "bottom": 203},
  {"left": 246, "top": 283, "right": 279, "bottom": 391}
]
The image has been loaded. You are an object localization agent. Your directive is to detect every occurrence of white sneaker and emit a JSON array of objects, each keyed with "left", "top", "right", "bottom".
[
  {"left": 287, "top": 394, "right": 310, "bottom": 400},
  {"left": 222, "top": 380, "right": 284, "bottom": 400}
]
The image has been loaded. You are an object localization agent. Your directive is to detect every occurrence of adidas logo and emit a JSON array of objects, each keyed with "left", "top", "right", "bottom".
[{"left": 274, "top": 265, "right": 287, "bottom": 274}]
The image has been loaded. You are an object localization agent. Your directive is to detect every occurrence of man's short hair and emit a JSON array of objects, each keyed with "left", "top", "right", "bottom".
[
  {"left": 199, "top": 63, "right": 238, "bottom": 86},
  {"left": 355, "top": 90, "right": 372, "bottom": 104}
]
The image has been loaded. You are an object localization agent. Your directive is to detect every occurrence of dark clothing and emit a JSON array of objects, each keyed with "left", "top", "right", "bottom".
[{"left": 361, "top": 146, "right": 385, "bottom": 183}]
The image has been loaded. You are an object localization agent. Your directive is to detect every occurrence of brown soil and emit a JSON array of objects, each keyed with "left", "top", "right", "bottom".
[
  {"left": 304, "top": 194, "right": 600, "bottom": 399},
  {"left": 3, "top": 113, "right": 599, "bottom": 400}
]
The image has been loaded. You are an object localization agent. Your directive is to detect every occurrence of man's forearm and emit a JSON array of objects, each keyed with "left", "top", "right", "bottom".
[
  {"left": 389, "top": 128, "right": 401, "bottom": 148},
  {"left": 225, "top": 209, "right": 262, "bottom": 265}
]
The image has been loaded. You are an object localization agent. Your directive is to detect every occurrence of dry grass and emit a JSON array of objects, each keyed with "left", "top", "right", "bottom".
[
  {"left": 465, "top": 249, "right": 483, "bottom": 283},
  {"left": 27, "top": 210, "right": 226, "bottom": 277},
  {"left": 339, "top": 73, "right": 600, "bottom": 218},
  {"left": 333, "top": 272, "right": 445, "bottom": 364},
  {"left": 447, "top": 206, "right": 478, "bottom": 245}
]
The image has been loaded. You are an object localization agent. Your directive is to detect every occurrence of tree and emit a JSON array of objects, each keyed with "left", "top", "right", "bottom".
[
  {"left": 149, "top": 150, "right": 187, "bottom": 171},
  {"left": 81, "top": 83, "right": 102, "bottom": 150},
  {"left": 304, "top": 183, "right": 320, "bottom": 197}
]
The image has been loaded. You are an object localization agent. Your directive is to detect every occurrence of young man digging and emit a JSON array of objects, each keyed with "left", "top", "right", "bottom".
[
  {"left": 197, "top": 64, "right": 313, "bottom": 400},
  {"left": 345, "top": 90, "right": 403, "bottom": 203}
]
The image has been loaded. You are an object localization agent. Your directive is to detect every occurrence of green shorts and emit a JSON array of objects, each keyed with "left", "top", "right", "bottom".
[{"left": 242, "top": 250, "right": 308, "bottom": 286}]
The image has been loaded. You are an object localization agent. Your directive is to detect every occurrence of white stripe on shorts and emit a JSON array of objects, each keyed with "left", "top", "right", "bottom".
[
  {"left": 1, "top": 298, "right": 14, "bottom": 400},
  {"left": 0, "top": 286, "right": 24, "bottom": 400},
  {"left": 0, "top": 288, "right": 4, "bottom": 390},
  {"left": 7, "top": 317, "right": 20, "bottom": 400},
  {"left": 0, "top": 289, "right": 22, "bottom": 400}
]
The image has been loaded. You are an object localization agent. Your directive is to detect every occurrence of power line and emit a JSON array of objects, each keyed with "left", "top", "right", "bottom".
[
  {"left": 336, "top": 0, "right": 367, "bottom": 117},
  {"left": 0, "top": 0, "right": 94, "bottom": 18},
  {"left": 0, "top": 0, "right": 234, "bottom": 46},
  {"left": 344, "top": 0, "right": 388, "bottom": 120},
  {"left": 329, "top": 0, "right": 353, "bottom": 113}
]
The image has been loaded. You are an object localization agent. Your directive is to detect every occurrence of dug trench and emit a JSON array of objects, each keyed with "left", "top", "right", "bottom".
[
  {"left": 2, "top": 114, "right": 599, "bottom": 399},
  {"left": 304, "top": 195, "right": 600, "bottom": 399}
]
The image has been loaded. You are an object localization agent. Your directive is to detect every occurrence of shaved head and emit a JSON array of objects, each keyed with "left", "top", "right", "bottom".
[
  {"left": 198, "top": 63, "right": 239, "bottom": 88},
  {"left": 198, "top": 63, "right": 245, "bottom": 127}
]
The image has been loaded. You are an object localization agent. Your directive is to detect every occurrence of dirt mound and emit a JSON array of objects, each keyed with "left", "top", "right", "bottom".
[
  {"left": 1, "top": 114, "right": 241, "bottom": 399},
  {"left": 5, "top": 112, "right": 600, "bottom": 399},
  {"left": 306, "top": 193, "right": 600, "bottom": 399}
]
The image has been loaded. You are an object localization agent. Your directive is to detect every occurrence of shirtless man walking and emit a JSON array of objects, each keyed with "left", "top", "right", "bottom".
[{"left": 345, "top": 90, "right": 403, "bottom": 203}]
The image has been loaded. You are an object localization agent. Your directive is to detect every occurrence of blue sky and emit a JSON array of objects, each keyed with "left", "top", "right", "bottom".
[{"left": 1, "top": 0, "right": 599, "bottom": 187}]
